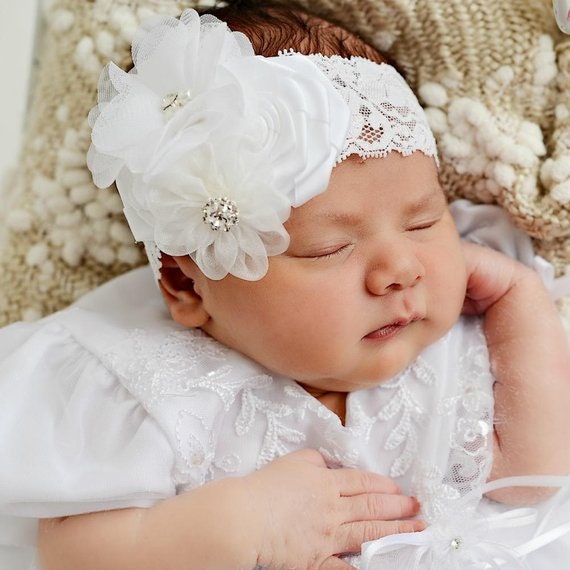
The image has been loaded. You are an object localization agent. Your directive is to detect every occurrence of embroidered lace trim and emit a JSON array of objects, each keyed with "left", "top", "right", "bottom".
[
  {"left": 108, "top": 320, "right": 491, "bottom": 513},
  {"left": 305, "top": 55, "right": 438, "bottom": 164}
]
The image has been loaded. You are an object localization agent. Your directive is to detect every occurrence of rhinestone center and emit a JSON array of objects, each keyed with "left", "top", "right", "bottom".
[
  {"left": 202, "top": 197, "right": 239, "bottom": 232},
  {"left": 162, "top": 89, "right": 192, "bottom": 113},
  {"left": 450, "top": 537, "right": 462, "bottom": 550}
]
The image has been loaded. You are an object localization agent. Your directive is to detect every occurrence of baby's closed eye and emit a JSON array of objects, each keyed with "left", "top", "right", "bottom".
[
  {"left": 406, "top": 218, "right": 440, "bottom": 232},
  {"left": 306, "top": 243, "right": 355, "bottom": 260}
]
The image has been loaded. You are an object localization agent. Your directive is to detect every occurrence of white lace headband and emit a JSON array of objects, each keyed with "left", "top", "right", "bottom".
[{"left": 87, "top": 9, "right": 437, "bottom": 281}]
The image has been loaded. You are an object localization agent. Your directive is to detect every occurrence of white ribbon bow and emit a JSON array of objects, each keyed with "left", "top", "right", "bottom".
[{"left": 361, "top": 476, "right": 570, "bottom": 569}]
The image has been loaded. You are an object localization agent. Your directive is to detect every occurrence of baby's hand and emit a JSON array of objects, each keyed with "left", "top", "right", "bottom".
[
  {"left": 461, "top": 241, "right": 533, "bottom": 316},
  {"left": 243, "top": 448, "right": 424, "bottom": 569}
]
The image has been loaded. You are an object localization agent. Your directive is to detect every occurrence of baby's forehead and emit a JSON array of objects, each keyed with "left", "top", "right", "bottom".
[{"left": 288, "top": 153, "right": 444, "bottom": 226}]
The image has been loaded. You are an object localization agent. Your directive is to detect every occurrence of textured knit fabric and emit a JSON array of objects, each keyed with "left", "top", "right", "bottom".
[
  {"left": 293, "top": 0, "right": 570, "bottom": 257},
  {"left": 0, "top": 0, "right": 569, "bottom": 326}
]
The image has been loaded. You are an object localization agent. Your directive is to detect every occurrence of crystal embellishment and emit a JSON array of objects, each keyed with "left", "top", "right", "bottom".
[
  {"left": 202, "top": 197, "right": 239, "bottom": 231},
  {"left": 450, "top": 537, "right": 462, "bottom": 550},
  {"left": 162, "top": 89, "right": 192, "bottom": 113}
]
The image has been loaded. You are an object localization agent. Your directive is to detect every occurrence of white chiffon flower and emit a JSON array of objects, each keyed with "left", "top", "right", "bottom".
[
  {"left": 87, "top": 9, "right": 349, "bottom": 280},
  {"left": 87, "top": 10, "right": 255, "bottom": 187},
  {"left": 121, "top": 142, "right": 291, "bottom": 280}
]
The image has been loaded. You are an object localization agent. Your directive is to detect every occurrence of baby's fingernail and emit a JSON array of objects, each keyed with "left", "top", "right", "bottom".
[{"left": 414, "top": 520, "right": 427, "bottom": 532}]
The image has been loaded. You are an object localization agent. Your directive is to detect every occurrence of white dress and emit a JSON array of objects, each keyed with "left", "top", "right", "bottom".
[{"left": 0, "top": 201, "right": 569, "bottom": 570}]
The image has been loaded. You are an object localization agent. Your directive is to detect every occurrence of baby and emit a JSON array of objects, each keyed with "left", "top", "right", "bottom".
[{"left": 1, "top": 1, "right": 570, "bottom": 570}]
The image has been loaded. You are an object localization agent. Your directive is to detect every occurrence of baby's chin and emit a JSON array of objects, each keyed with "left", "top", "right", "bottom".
[
  {"left": 306, "top": 321, "right": 459, "bottom": 393},
  {"left": 298, "top": 353, "right": 423, "bottom": 394},
  {"left": 360, "top": 325, "right": 451, "bottom": 381}
]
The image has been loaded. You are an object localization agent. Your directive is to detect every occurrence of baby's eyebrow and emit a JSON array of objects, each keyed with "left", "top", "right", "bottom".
[
  {"left": 404, "top": 187, "right": 446, "bottom": 216},
  {"left": 313, "top": 187, "right": 446, "bottom": 227},
  {"left": 313, "top": 211, "right": 364, "bottom": 227},
  {"left": 300, "top": 186, "right": 447, "bottom": 228}
]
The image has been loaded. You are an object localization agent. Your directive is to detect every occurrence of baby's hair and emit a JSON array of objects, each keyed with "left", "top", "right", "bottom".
[{"left": 200, "top": 0, "right": 389, "bottom": 63}]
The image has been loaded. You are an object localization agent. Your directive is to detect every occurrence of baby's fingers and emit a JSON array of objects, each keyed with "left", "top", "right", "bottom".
[
  {"left": 342, "top": 493, "right": 420, "bottom": 522},
  {"left": 338, "top": 519, "right": 427, "bottom": 554},
  {"left": 332, "top": 468, "right": 401, "bottom": 496}
]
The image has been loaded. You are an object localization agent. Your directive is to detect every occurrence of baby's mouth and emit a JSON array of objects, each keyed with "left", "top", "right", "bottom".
[{"left": 364, "top": 315, "right": 422, "bottom": 341}]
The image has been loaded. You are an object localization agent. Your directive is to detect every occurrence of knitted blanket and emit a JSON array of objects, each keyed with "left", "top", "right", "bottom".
[{"left": 0, "top": 0, "right": 568, "bottom": 329}]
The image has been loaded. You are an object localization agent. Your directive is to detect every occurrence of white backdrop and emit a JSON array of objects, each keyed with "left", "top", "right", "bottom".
[{"left": 0, "top": 1, "right": 39, "bottom": 184}]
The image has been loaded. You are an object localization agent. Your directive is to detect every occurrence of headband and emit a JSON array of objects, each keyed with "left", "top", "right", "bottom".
[{"left": 87, "top": 9, "right": 437, "bottom": 281}]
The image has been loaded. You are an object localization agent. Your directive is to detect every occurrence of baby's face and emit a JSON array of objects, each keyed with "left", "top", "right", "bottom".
[{"left": 193, "top": 151, "right": 467, "bottom": 393}]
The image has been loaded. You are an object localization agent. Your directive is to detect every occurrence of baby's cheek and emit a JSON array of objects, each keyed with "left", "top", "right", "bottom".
[{"left": 430, "top": 263, "right": 466, "bottom": 328}]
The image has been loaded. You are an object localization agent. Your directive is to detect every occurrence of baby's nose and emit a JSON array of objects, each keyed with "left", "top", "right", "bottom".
[{"left": 365, "top": 245, "right": 425, "bottom": 295}]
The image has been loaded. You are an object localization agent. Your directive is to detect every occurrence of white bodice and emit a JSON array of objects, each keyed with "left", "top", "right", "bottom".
[
  {"left": 0, "top": 269, "right": 494, "bottom": 513},
  {"left": 107, "top": 310, "right": 494, "bottom": 519}
]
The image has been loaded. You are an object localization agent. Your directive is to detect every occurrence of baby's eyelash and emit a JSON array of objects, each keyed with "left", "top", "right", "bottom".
[
  {"left": 309, "top": 244, "right": 351, "bottom": 260},
  {"left": 409, "top": 219, "right": 439, "bottom": 231}
]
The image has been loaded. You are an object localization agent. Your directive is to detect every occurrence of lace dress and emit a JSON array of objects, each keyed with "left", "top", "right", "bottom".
[{"left": 0, "top": 201, "right": 569, "bottom": 570}]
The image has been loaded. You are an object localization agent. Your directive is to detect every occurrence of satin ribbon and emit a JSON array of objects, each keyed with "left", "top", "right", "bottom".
[{"left": 360, "top": 475, "right": 570, "bottom": 569}]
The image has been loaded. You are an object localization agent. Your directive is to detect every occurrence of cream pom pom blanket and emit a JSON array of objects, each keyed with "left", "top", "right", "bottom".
[{"left": 0, "top": 0, "right": 568, "bottom": 329}]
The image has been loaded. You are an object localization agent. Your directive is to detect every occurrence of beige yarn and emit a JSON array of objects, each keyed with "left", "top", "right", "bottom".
[
  {"left": 0, "top": 0, "right": 192, "bottom": 325},
  {"left": 0, "top": 0, "right": 569, "bottom": 326},
  {"left": 293, "top": 0, "right": 570, "bottom": 271}
]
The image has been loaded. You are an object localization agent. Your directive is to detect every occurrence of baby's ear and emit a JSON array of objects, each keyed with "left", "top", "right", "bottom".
[{"left": 158, "top": 254, "right": 210, "bottom": 328}]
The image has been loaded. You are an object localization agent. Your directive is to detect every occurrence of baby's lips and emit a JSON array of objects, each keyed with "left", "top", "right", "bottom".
[{"left": 364, "top": 313, "right": 423, "bottom": 338}]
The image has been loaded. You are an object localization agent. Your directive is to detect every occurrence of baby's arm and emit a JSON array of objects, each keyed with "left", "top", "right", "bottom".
[
  {"left": 462, "top": 242, "right": 570, "bottom": 503},
  {"left": 38, "top": 449, "right": 423, "bottom": 570}
]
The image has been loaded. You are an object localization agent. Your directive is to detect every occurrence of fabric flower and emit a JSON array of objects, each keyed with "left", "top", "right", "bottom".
[
  {"left": 122, "top": 142, "right": 291, "bottom": 280},
  {"left": 87, "top": 9, "right": 349, "bottom": 279},
  {"left": 87, "top": 10, "right": 254, "bottom": 187}
]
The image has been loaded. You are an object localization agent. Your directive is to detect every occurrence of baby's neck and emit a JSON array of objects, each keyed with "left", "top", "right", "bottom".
[{"left": 298, "top": 384, "right": 347, "bottom": 425}]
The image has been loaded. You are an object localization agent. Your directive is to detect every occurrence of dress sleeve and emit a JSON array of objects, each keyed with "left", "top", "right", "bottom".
[
  {"left": 0, "top": 320, "right": 176, "bottom": 519},
  {"left": 450, "top": 199, "right": 536, "bottom": 263},
  {"left": 450, "top": 199, "right": 570, "bottom": 300}
]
